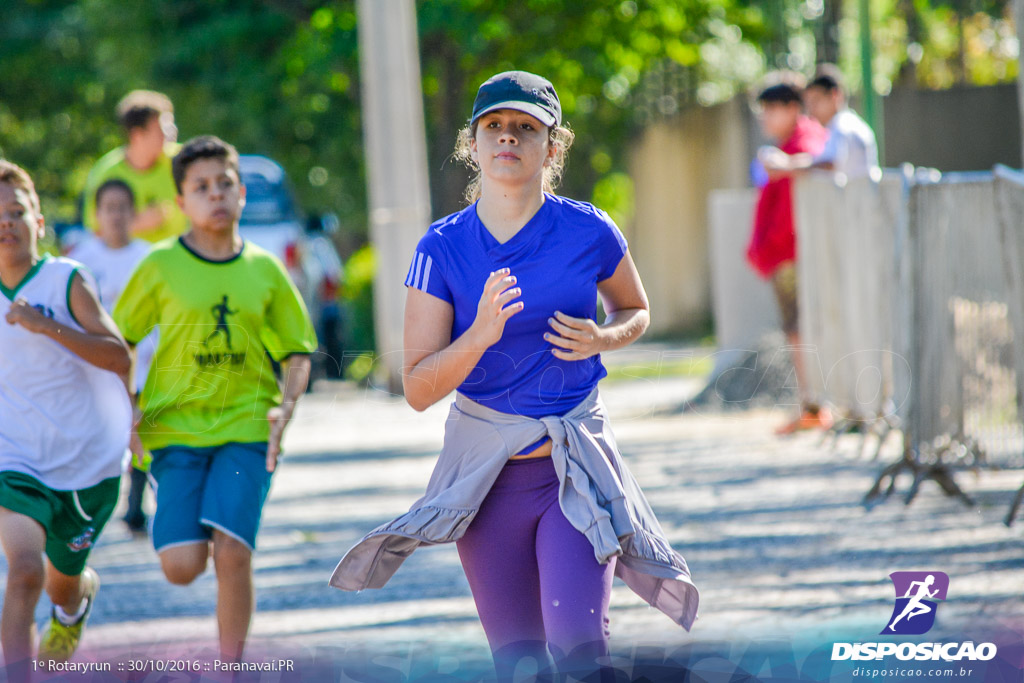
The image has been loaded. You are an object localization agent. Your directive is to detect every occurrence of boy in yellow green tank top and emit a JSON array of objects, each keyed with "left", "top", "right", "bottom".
[{"left": 113, "top": 136, "right": 317, "bottom": 661}]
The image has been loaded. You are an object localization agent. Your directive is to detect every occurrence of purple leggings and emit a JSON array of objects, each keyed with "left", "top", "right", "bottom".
[{"left": 457, "top": 456, "right": 616, "bottom": 681}]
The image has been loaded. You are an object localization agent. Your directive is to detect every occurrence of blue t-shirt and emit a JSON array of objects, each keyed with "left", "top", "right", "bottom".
[{"left": 405, "top": 193, "right": 628, "bottom": 418}]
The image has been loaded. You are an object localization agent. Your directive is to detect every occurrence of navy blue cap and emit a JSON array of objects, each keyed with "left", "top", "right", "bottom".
[{"left": 470, "top": 71, "right": 562, "bottom": 128}]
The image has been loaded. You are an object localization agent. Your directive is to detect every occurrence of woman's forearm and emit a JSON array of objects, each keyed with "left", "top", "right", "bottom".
[
  {"left": 407, "top": 308, "right": 648, "bottom": 409},
  {"left": 403, "top": 328, "right": 491, "bottom": 411},
  {"left": 600, "top": 307, "right": 650, "bottom": 353}
]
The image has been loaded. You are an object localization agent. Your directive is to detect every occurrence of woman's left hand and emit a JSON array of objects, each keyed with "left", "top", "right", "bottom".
[{"left": 545, "top": 310, "right": 606, "bottom": 361}]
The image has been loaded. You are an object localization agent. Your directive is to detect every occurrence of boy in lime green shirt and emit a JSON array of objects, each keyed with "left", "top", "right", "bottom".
[
  {"left": 113, "top": 136, "right": 317, "bottom": 661},
  {"left": 82, "top": 90, "right": 187, "bottom": 243}
]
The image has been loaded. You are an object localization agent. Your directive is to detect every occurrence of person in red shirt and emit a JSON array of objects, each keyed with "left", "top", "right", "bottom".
[{"left": 747, "top": 76, "right": 830, "bottom": 435}]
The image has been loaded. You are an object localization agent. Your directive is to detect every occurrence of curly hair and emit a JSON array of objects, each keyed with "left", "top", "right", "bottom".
[{"left": 452, "top": 122, "right": 575, "bottom": 204}]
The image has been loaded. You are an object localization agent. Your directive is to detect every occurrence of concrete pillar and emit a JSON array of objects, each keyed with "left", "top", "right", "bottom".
[
  {"left": 707, "top": 188, "right": 779, "bottom": 375},
  {"left": 356, "top": 0, "right": 432, "bottom": 393}
]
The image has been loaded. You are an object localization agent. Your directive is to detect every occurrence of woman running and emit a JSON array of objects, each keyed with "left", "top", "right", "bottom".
[{"left": 331, "top": 70, "right": 698, "bottom": 681}]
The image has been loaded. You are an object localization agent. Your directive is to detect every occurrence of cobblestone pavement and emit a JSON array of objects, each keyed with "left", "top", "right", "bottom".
[{"left": 3, "top": 344, "right": 1023, "bottom": 678}]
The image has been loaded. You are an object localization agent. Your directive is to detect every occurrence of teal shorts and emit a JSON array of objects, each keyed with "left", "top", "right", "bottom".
[
  {"left": 0, "top": 471, "right": 119, "bottom": 576},
  {"left": 149, "top": 442, "right": 272, "bottom": 553}
]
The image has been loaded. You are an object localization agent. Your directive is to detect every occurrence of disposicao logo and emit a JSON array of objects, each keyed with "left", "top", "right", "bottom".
[
  {"left": 882, "top": 571, "right": 948, "bottom": 635},
  {"left": 831, "top": 571, "right": 998, "bottom": 663}
]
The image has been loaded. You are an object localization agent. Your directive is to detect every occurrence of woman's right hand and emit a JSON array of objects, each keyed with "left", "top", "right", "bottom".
[{"left": 469, "top": 268, "right": 523, "bottom": 348}]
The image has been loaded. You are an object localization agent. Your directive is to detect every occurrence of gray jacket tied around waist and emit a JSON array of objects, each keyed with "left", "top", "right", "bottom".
[{"left": 328, "top": 388, "right": 699, "bottom": 630}]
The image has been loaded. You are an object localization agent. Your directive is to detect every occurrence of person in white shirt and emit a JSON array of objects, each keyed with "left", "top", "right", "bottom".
[
  {"left": 70, "top": 179, "right": 154, "bottom": 533},
  {"left": 760, "top": 64, "right": 880, "bottom": 182},
  {"left": 804, "top": 64, "right": 879, "bottom": 180},
  {"left": 71, "top": 180, "right": 151, "bottom": 307}
]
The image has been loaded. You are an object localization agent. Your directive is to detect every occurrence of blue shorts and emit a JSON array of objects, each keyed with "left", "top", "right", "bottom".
[{"left": 148, "top": 442, "right": 272, "bottom": 553}]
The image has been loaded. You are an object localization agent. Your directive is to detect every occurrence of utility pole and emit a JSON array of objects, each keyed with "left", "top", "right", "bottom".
[
  {"left": 859, "top": 0, "right": 884, "bottom": 160},
  {"left": 356, "top": 0, "right": 432, "bottom": 394}
]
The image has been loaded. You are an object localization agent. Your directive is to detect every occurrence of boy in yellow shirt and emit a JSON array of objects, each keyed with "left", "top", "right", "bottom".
[
  {"left": 113, "top": 136, "right": 317, "bottom": 660},
  {"left": 82, "top": 90, "right": 187, "bottom": 243}
]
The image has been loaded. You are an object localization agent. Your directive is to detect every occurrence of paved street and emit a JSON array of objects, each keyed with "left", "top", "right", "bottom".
[{"left": 4, "top": 343, "right": 1024, "bottom": 679}]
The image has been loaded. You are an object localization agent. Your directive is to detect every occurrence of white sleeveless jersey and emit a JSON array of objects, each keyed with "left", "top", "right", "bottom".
[{"left": 0, "top": 256, "right": 131, "bottom": 490}]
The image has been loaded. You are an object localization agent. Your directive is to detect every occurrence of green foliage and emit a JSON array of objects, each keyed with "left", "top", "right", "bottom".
[
  {"left": 2, "top": 1, "right": 1017, "bottom": 226},
  {"left": 838, "top": 0, "right": 1017, "bottom": 96},
  {"left": 591, "top": 172, "right": 636, "bottom": 230},
  {"left": 1, "top": 0, "right": 1017, "bottom": 360},
  {"left": 1, "top": 0, "right": 362, "bottom": 231},
  {"left": 1, "top": 0, "right": 798, "bottom": 355},
  {"left": 417, "top": 0, "right": 782, "bottom": 219},
  {"left": 339, "top": 242, "right": 376, "bottom": 380}
]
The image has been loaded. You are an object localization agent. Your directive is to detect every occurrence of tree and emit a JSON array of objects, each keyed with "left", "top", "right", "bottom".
[
  {"left": 0, "top": 0, "right": 363, "bottom": 232},
  {"left": 862, "top": 0, "right": 1017, "bottom": 93},
  {"left": 2, "top": 0, "right": 797, "bottom": 235},
  {"left": 2, "top": 0, "right": 1015, "bottom": 246},
  {"left": 418, "top": 0, "right": 791, "bottom": 218}
]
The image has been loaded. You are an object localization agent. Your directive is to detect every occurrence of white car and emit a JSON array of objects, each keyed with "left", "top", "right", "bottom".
[{"left": 238, "top": 155, "right": 345, "bottom": 379}]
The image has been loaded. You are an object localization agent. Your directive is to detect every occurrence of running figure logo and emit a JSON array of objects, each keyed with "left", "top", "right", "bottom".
[
  {"left": 882, "top": 571, "right": 949, "bottom": 635},
  {"left": 204, "top": 295, "right": 238, "bottom": 350}
]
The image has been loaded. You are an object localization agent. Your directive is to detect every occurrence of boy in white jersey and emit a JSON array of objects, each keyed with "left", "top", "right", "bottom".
[
  {"left": 0, "top": 161, "right": 132, "bottom": 678},
  {"left": 70, "top": 179, "right": 153, "bottom": 532}
]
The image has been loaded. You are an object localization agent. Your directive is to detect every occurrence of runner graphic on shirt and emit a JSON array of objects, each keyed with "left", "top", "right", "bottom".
[{"left": 205, "top": 295, "right": 237, "bottom": 349}]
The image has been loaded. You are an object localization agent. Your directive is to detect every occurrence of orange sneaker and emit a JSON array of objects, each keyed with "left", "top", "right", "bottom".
[{"left": 775, "top": 407, "right": 834, "bottom": 436}]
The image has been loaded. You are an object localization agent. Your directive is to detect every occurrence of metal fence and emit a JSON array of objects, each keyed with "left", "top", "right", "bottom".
[
  {"left": 907, "top": 174, "right": 1020, "bottom": 458},
  {"left": 789, "top": 168, "right": 1024, "bottom": 521},
  {"left": 994, "top": 165, "right": 1024, "bottom": 523},
  {"left": 794, "top": 173, "right": 905, "bottom": 444}
]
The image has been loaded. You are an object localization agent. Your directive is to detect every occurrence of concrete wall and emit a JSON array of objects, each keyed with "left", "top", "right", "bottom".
[
  {"left": 625, "top": 98, "right": 755, "bottom": 336},
  {"left": 708, "top": 188, "right": 779, "bottom": 371},
  {"left": 623, "top": 83, "right": 1022, "bottom": 354},
  {"left": 883, "top": 84, "right": 1022, "bottom": 171}
]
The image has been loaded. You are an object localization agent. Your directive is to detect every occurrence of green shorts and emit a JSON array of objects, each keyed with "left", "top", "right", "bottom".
[{"left": 0, "top": 472, "right": 119, "bottom": 576}]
